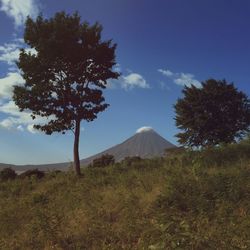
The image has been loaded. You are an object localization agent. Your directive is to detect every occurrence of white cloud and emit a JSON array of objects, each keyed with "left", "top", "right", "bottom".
[
  {"left": 27, "top": 124, "right": 37, "bottom": 134},
  {"left": 158, "top": 68, "right": 201, "bottom": 88},
  {"left": 0, "top": 101, "right": 25, "bottom": 117},
  {"left": 0, "top": 42, "right": 20, "bottom": 65},
  {"left": 0, "top": 40, "right": 36, "bottom": 65},
  {"left": 113, "top": 63, "right": 122, "bottom": 73},
  {"left": 122, "top": 73, "right": 149, "bottom": 89},
  {"left": 0, "top": 101, "right": 49, "bottom": 133},
  {"left": 158, "top": 69, "right": 174, "bottom": 77},
  {"left": 0, "top": 39, "right": 42, "bottom": 135},
  {"left": 0, "top": 71, "right": 25, "bottom": 99},
  {"left": 136, "top": 126, "right": 153, "bottom": 133},
  {"left": 108, "top": 72, "right": 149, "bottom": 90},
  {"left": 17, "top": 124, "right": 24, "bottom": 131},
  {"left": 0, "top": 0, "right": 39, "bottom": 27},
  {"left": 0, "top": 101, "right": 34, "bottom": 125},
  {"left": 174, "top": 73, "right": 201, "bottom": 88},
  {"left": 0, "top": 118, "right": 14, "bottom": 129}
]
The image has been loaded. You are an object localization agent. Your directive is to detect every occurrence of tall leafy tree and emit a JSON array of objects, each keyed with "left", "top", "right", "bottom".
[
  {"left": 175, "top": 79, "right": 250, "bottom": 147},
  {"left": 13, "top": 12, "right": 119, "bottom": 175}
]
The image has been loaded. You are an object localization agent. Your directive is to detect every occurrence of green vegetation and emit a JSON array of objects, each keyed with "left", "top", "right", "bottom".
[
  {"left": 0, "top": 140, "right": 250, "bottom": 249},
  {"left": 0, "top": 168, "right": 16, "bottom": 181},
  {"left": 175, "top": 79, "right": 250, "bottom": 147},
  {"left": 90, "top": 154, "right": 115, "bottom": 168},
  {"left": 13, "top": 12, "right": 119, "bottom": 175},
  {"left": 19, "top": 169, "right": 45, "bottom": 179}
]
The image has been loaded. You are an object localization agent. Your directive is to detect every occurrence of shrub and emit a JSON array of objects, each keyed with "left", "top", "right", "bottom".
[
  {"left": 91, "top": 154, "right": 115, "bottom": 168},
  {"left": 121, "top": 156, "right": 142, "bottom": 166},
  {"left": 19, "top": 169, "right": 45, "bottom": 179},
  {"left": 0, "top": 168, "right": 17, "bottom": 181}
]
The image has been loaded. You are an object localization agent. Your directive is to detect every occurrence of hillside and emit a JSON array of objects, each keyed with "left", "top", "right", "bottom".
[{"left": 0, "top": 140, "right": 250, "bottom": 249}]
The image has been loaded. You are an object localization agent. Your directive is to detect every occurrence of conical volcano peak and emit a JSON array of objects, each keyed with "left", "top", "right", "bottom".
[
  {"left": 78, "top": 127, "right": 175, "bottom": 166},
  {"left": 136, "top": 126, "right": 154, "bottom": 133}
]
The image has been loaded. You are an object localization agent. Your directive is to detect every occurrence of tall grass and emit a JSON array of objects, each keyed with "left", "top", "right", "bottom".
[{"left": 0, "top": 141, "right": 250, "bottom": 249}]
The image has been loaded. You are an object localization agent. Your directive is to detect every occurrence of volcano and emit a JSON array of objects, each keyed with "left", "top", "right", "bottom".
[
  {"left": 0, "top": 127, "right": 175, "bottom": 171},
  {"left": 80, "top": 127, "right": 176, "bottom": 166}
]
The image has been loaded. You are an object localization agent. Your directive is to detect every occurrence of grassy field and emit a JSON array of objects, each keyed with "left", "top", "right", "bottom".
[{"left": 0, "top": 140, "right": 250, "bottom": 249}]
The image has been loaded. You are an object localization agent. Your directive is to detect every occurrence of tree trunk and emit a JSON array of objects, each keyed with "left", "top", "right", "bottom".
[{"left": 74, "top": 119, "right": 81, "bottom": 176}]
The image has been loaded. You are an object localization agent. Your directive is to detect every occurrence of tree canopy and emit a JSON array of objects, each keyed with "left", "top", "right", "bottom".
[
  {"left": 175, "top": 79, "right": 250, "bottom": 147},
  {"left": 13, "top": 12, "right": 119, "bottom": 175}
]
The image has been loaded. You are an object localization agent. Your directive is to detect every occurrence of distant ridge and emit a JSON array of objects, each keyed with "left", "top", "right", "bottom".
[
  {"left": 0, "top": 127, "right": 175, "bottom": 171},
  {"left": 0, "top": 162, "right": 70, "bottom": 173}
]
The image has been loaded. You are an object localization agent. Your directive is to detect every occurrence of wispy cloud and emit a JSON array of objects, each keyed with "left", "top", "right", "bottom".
[
  {"left": 0, "top": 71, "right": 24, "bottom": 99},
  {"left": 0, "top": 101, "right": 49, "bottom": 132},
  {"left": 158, "top": 68, "right": 201, "bottom": 88},
  {"left": 0, "top": 39, "right": 36, "bottom": 65},
  {"left": 0, "top": 38, "right": 43, "bottom": 133},
  {"left": 27, "top": 124, "right": 37, "bottom": 134},
  {"left": 173, "top": 73, "right": 201, "bottom": 88},
  {"left": 110, "top": 71, "right": 149, "bottom": 90},
  {"left": 0, "top": 0, "right": 39, "bottom": 27},
  {"left": 0, "top": 42, "right": 21, "bottom": 65},
  {"left": 158, "top": 81, "right": 171, "bottom": 90},
  {"left": 158, "top": 69, "right": 174, "bottom": 77}
]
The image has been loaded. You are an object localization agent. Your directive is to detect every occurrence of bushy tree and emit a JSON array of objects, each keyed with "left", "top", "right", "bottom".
[
  {"left": 175, "top": 79, "right": 250, "bottom": 147},
  {"left": 13, "top": 12, "right": 119, "bottom": 175}
]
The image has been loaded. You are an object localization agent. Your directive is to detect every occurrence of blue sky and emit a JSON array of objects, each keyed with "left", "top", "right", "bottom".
[{"left": 0, "top": 0, "right": 250, "bottom": 165}]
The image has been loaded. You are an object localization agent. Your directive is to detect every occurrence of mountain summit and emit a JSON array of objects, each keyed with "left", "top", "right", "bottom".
[
  {"left": 0, "top": 127, "right": 175, "bottom": 171},
  {"left": 80, "top": 127, "right": 175, "bottom": 166}
]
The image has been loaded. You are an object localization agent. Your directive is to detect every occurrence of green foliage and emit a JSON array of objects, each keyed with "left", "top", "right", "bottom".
[
  {"left": 19, "top": 169, "right": 45, "bottom": 179},
  {"left": 0, "top": 143, "right": 250, "bottom": 249},
  {"left": 91, "top": 154, "right": 115, "bottom": 168},
  {"left": 0, "top": 168, "right": 16, "bottom": 181},
  {"left": 13, "top": 11, "right": 119, "bottom": 174},
  {"left": 14, "top": 11, "right": 119, "bottom": 134},
  {"left": 175, "top": 79, "right": 250, "bottom": 147}
]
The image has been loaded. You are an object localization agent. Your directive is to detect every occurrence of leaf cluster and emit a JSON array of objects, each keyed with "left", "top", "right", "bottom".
[
  {"left": 175, "top": 79, "right": 250, "bottom": 147},
  {"left": 13, "top": 12, "right": 119, "bottom": 134}
]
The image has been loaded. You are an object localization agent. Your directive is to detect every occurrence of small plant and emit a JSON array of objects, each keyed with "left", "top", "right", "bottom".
[{"left": 0, "top": 168, "right": 16, "bottom": 181}]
